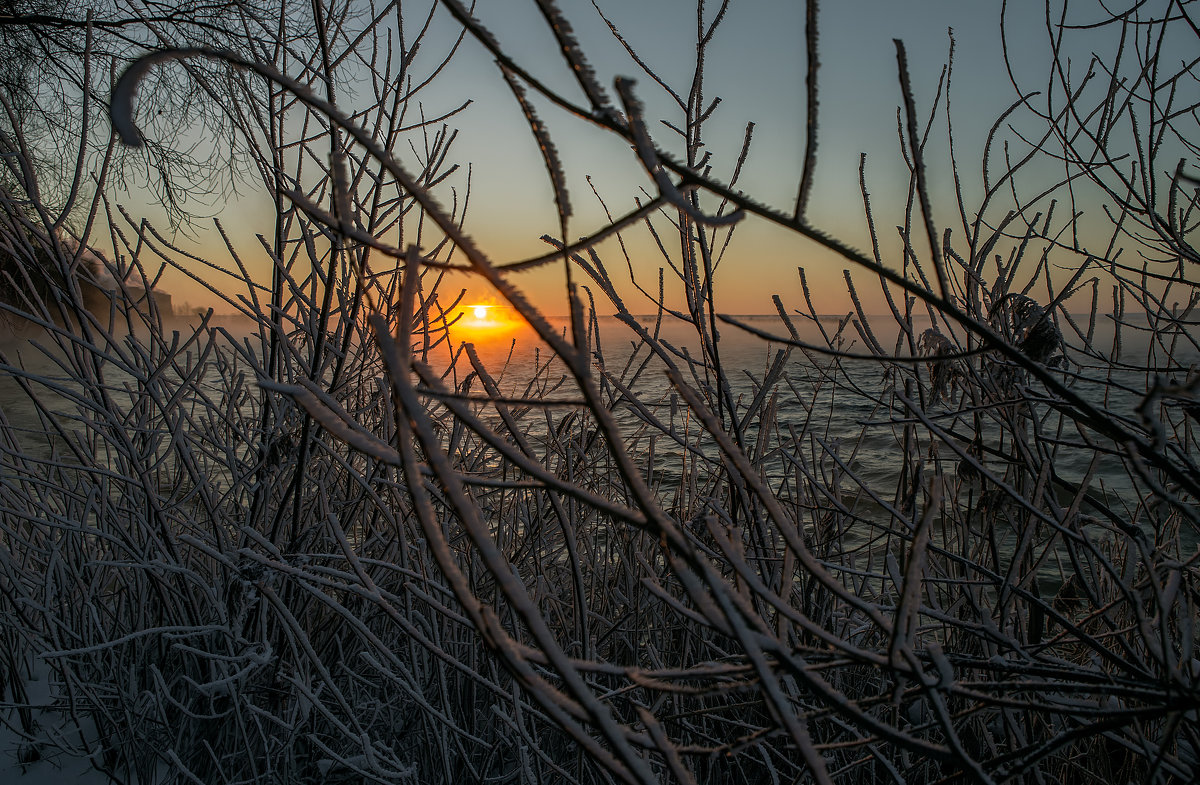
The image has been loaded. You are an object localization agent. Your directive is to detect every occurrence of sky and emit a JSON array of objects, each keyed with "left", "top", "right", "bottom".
[
  {"left": 437, "top": 0, "right": 1055, "bottom": 316},
  {"left": 118, "top": 1, "right": 1115, "bottom": 318}
]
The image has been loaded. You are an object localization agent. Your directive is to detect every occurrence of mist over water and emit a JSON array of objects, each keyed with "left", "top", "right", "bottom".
[
  {"left": 433, "top": 310, "right": 1193, "bottom": 503},
  {"left": 3, "top": 305, "right": 1193, "bottom": 600},
  {"left": 8, "top": 309, "right": 1184, "bottom": 508}
]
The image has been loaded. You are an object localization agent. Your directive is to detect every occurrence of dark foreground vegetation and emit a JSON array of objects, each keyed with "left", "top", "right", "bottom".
[{"left": 1, "top": 1, "right": 1198, "bottom": 783}]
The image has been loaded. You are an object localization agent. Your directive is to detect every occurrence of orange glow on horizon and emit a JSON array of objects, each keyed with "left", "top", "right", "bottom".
[{"left": 451, "top": 302, "right": 525, "bottom": 341}]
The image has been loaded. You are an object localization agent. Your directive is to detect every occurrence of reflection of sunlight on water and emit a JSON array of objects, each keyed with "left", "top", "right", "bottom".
[
  {"left": 448, "top": 304, "right": 528, "bottom": 345},
  {"left": 441, "top": 307, "right": 540, "bottom": 372}
]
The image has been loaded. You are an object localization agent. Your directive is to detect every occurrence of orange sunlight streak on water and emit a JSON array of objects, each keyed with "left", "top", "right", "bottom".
[{"left": 450, "top": 303, "right": 526, "bottom": 344}]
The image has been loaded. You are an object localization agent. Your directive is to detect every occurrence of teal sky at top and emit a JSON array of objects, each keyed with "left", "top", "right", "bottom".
[
  {"left": 385, "top": 0, "right": 1058, "bottom": 315},
  {"left": 152, "top": 1, "right": 1123, "bottom": 316}
]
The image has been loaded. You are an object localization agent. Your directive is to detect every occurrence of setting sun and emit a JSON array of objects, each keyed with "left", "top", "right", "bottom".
[{"left": 450, "top": 302, "right": 525, "bottom": 341}]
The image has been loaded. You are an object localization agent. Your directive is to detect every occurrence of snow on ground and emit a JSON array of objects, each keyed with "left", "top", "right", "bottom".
[{"left": 1, "top": 661, "right": 108, "bottom": 784}]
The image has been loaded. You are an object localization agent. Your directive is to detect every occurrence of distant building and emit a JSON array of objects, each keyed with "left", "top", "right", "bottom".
[
  {"left": 0, "top": 234, "right": 175, "bottom": 333},
  {"left": 66, "top": 238, "right": 174, "bottom": 322},
  {"left": 80, "top": 278, "right": 174, "bottom": 320}
]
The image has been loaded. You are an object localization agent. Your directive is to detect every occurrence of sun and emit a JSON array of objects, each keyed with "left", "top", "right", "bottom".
[{"left": 453, "top": 303, "right": 520, "bottom": 339}]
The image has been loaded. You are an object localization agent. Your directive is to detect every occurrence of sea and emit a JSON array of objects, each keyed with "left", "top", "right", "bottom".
[{"left": 1, "top": 308, "right": 1195, "bottom": 553}]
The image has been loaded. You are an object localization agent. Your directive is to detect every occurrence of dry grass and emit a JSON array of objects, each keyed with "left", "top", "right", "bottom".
[{"left": 0, "top": 1, "right": 1198, "bottom": 783}]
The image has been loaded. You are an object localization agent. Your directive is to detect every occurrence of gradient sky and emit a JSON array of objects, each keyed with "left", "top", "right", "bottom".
[
  {"left": 127, "top": 1, "right": 1094, "bottom": 317},
  {"left": 442, "top": 0, "right": 1055, "bottom": 317}
]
